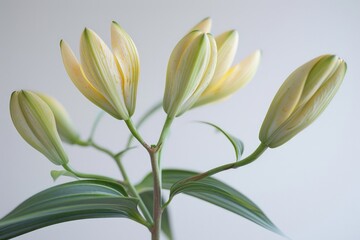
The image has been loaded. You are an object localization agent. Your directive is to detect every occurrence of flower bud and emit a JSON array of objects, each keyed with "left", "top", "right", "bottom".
[
  {"left": 259, "top": 55, "right": 347, "bottom": 148},
  {"left": 163, "top": 30, "right": 217, "bottom": 118},
  {"left": 60, "top": 21, "right": 140, "bottom": 120},
  {"left": 36, "top": 93, "right": 79, "bottom": 144},
  {"left": 194, "top": 30, "right": 261, "bottom": 107},
  {"left": 10, "top": 91, "right": 69, "bottom": 165}
]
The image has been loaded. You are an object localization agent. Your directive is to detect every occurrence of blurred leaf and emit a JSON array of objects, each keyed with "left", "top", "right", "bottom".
[
  {"left": 114, "top": 146, "right": 138, "bottom": 159},
  {"left": 140, "top": 191, "right": 173, "bottom": 240},
  {"left": 137, "top": 169, "right": 283, "bottom": 236},
  {"left": 50, "top": 169, "right": 78, "bottom": 181},
  {"left": 198, "top": 121, "right": 244, "bottom": 161},
  {"left": 0, "top": 180, "right": 148, "bottom": 239}
]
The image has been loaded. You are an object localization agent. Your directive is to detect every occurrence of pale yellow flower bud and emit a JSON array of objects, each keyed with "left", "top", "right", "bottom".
[
  {"left": 259, "top": 55, "right": 347, "bottom": 148},
  {"left": 60, "top": 21, "right": 140, "bottom": 120},
  {"left": 10, "top": 91, "right": 69, "bottom": 165},
  {"left": 194, "top": 29, "right": 261, "bottom": 107},
  {"left": 36, "top": 93, "right": 79, "bottom": 144},
  {"left": 163, "top": 30, "right": 217, "bottom": 118}
]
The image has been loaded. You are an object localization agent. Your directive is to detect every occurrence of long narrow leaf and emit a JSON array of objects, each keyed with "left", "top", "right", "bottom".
[
  {"left": 137, "top": 169, "right": 283, "bottom": 236},
  {"left": 198, "top": 121, "right": 244, "bottom": 161},
  {"left": 0, "top": 180, "right": 148, "bottom": 240}
]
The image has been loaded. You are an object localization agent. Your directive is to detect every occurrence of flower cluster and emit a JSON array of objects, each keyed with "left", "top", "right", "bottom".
[{"left": 9, "top": 18, "right": 346, "bottom": 164}]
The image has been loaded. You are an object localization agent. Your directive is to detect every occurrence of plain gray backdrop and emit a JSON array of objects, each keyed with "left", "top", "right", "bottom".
[{"left": 1, "top": 0, "right": 359, "bottom": 239}]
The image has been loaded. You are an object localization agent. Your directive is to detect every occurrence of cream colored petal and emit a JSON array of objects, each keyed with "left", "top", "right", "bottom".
[
  {"left": 190, "top": 17, "right": 212, "bottom": 33},
  {"left": 10, "top": 91, "right": 68, "bottom": 165},
  {"left": 80, "top": 28, "right": 129, "bottom": 119},
  {"left": 111, "top": 21, "right": 140, "bottom": 115},
  {"left": 211, "top": 30, "right": 239, "bottom": 82},
  {"left": 268, "top": 60, "right": 346, "bottom": 147},
  {"left": 60, "top": 40, "right": 121, "bottom": 119},
  {"left": 163, "top": 30, "right": 203, "bottom": 115},
  {"left": 165, "top": 33, "right": 211, "bottom": 117},
  {"left": 36, "top": 93, "right": 79, "bottom": 144},
  {"left": 196, "top": 50, "right": 261, "bottom": 107},
  {"left": 259, "top": 56, "right": 318, "bottom": 141},
  {"left": 297, "top": 55, "right": 340, "bottom": 108},
  {"left": 177, "top": 33, "right": 217, "bottom": 115}
]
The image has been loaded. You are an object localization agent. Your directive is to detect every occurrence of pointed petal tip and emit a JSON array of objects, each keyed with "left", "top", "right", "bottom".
[{"left": 111, "top": 21, "right": 121, "bottom": 28}]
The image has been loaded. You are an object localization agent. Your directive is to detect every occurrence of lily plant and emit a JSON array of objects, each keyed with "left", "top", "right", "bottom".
[{"left": 0, "top": 18, "right": 346, "bottom": 240}]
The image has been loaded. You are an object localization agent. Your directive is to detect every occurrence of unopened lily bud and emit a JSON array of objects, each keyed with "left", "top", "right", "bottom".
[
  {"left": 163, "top": 30, "right": 217, "bottom": 118},
  {"left": 259, "top": 55, "right": 347, "bottom": 148},
  {"left": 10, "top": 91, "right": 69, "bottom": 165},
  {"left": 60, "top": 21, "right": 140, "bottom": 120},
  {"left": 36, "top": 93, "right": 79, "bottom": 144},
  {"left": 194, "top": 29, "right": 261, "bottom": 107}
]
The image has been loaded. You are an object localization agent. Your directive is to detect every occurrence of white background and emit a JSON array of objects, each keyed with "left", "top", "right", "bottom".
[{"left": 0, "top": 0, "right": 359, "bottom": 239}]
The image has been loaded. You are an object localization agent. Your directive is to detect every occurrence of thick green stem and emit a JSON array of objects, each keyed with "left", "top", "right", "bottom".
[
  {"left": 149, "top": 149, "right": 162, "bottom": 240},
  {"left": 149, "top": 116, "right": 174, "bottom": 240}
]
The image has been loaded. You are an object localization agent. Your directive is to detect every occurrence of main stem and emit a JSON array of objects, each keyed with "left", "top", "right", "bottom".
[
  {"left": 151, "top": 116, "right": 174, "bottom": 240},
  {"left": 149, "top": 149, "right": 162, "bottom": 240}
]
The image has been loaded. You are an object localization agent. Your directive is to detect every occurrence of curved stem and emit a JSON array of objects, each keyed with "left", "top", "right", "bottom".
[
  {"left": 62, "top": 163, "right": 121, "bottom": 184},
  {"left": 126, "top": 101, "right": 162, "bottom": 147},
  {"left": 125, "top": 119, "right": 150, "bottom": 150},
  {"left": 115, "top": 158, "right": 154, "bottom": 225},
  {"left": 74, "top": 138, "right": 153, "bottom": 225},
  {"left": 178, "top": 143, "right": 268, "bottom": 183}
]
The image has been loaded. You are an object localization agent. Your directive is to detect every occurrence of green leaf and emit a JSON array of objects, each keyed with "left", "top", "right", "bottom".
[
  {"left": 0, "top": 180, "right": 148, "bottom": 240},
  {"left": 50, "top": 169, "right": 78, "bottom": 181},
  {"left": 198, "top": 121, "right": 244, "bottom": 161},
  {"left": 140, "top": 191, "right": 173, "bottom": 240},
  {"left": 137, "top": 169, "right": 283, "bottom": 236}
]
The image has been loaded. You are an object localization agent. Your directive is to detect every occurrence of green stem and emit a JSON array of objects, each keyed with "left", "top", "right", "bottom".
[
  {"left": 115, "top": 158, "right": 154, "bottom": 225},
  {"left": 149, "top": 149, "right": 162, "bottom": 240},
  {"left": 125, "top": 119, "right": 150, "bottom": 150},
  {"left": 149, "top": 116, "right": 174, "bottom": 240},
  {"left": 62, "top": 163, "right": 121, "bottom": 184},
  {"left": 172, "top": 143, "right": 268, "bottom": 188},
  {"left": 156, "top": 116, "right": 174, "bottom": 148},
  {"left": 74, "top": 139, "right": 153, "bottom": 226},
  {"left": 126, "top": 102, "right": 162, "bottom": 147}
]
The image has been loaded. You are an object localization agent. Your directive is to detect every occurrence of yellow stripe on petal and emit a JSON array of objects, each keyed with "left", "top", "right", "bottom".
[
  {"left": 195, "top": 50, "right": 261, "bottom": 107},
  {"left": 163, "top": 30, "right": 203, "bottom": 114},
  {"left": 60, "top": 40, "right": 121, "bottom": 119},
  {"left": 212, "top": 30, "right": 239, "bottom": 82},
  {"left": 177, "top": 33, "right": 218, "bottom": 115},
  {"left": 10, "top": 91, "right": 68, "bottom": 165},
  {"left": 80, "top": 28, "right": 129, "bottom": 119},
  {"left": 111, "top": 21, "right": 140, "bottom": 116}
]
